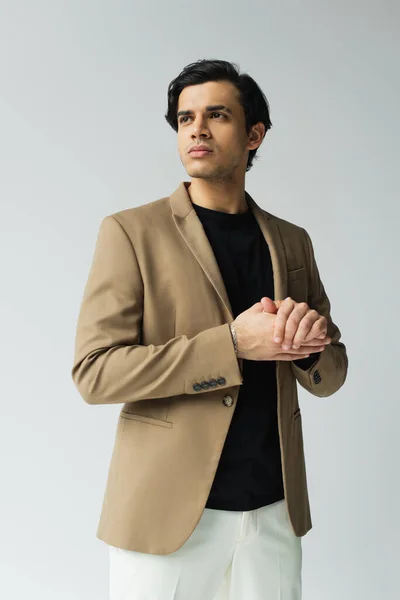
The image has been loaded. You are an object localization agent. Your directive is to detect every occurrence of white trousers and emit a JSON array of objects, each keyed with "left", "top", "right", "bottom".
[{"left": 109, "top": 498, "right": 302, "bottom": 600}]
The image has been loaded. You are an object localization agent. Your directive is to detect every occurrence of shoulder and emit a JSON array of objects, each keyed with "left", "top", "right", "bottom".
[
  {"left": 110, "top": 195, "right": 170, "bottom": 224},
  {"left": 99, "top": 195, "right": 172, "bottom": 238}
]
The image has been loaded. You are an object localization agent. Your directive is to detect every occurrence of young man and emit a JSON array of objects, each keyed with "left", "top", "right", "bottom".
[{"left": 72, "top": 58, "right": 348, "bottom": 599}]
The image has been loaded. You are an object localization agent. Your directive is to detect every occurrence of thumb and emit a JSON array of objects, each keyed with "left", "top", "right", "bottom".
[{"left": 260, "top": 296, "right": 278, "bottom": 314}]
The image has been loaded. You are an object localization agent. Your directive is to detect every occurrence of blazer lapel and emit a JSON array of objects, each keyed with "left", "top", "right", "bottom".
[
  {"left": 245, "top": 191, "right": 288, "bottom": 304},
  {"left": 170, "top": 181, "right": 288, "bottom": 322}
]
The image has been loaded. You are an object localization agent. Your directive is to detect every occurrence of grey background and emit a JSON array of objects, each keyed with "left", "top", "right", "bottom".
[{"left": 0, "top": 1, "right": 398, "bottom": 598}]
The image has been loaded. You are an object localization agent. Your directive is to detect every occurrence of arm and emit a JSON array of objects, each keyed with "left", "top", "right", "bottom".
[
  {"left": 290, "top": 228, "right": 348, "bottom": 396},
  {"left": 71, "top": 216, "right": 243, "bottom": 405}
]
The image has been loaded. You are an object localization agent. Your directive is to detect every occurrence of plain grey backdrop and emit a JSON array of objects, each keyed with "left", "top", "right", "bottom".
[{"left": 0, "top": 1, "right": 398, "bottom": 598}]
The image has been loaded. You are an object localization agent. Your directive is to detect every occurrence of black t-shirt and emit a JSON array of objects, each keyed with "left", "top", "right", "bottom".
[{"left": 191, "top": 199, "right": 317, "bottom": 511}]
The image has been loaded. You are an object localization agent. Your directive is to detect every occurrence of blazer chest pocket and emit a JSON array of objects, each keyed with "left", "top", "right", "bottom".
[
  {"left": 120, "top": 397, "right": 173, "bottom": 428},
  {"left": 287, "top": 267, "right": 308, "bottom": 303}
]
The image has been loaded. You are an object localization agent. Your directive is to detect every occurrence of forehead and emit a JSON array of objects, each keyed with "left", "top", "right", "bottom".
[{"left": 177, "top": 80, "right": 240, "bottom": 112}]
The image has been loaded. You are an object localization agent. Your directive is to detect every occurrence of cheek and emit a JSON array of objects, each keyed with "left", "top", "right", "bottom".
[
  {"left": 223, "top": 132, "right": 245, "bottom": 154},
  {"left": 179, "top": 137, "right": 195, "bottom": 156},
  {"left": 177, "top": 132, "right": 187, "bottom": 150},
  {"left": 224, "top": 144, "right": 244, "bottom": 164},
  {"left": 177, "top": 145, "right": 189, "bottom": 162}
]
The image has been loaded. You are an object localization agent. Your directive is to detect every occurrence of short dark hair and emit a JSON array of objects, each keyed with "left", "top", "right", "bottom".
[{"left": 165, "top": 58, "right": 272, "bottom": 172}]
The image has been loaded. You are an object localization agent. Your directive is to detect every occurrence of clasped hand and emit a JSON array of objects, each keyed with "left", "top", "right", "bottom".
[{"left": 260, "top": 296, "right": 331, "bottom": 352}]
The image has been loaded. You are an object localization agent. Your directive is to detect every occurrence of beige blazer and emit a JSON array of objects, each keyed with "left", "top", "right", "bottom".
[{"left": 71, "top": 180, "right": 348, "bottom": 555}]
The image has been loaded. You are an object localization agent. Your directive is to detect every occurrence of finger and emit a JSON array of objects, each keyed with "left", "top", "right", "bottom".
[
  {"left": 273, "top": 298, "right": 296, "bottom": 343},
  {"left": 289, "top": 344, "right": 326, "bottom": 354},
  {"left": 261, "top": 296, "right": 277, "bottom": 314},
  {"left": 303, "top": 337, "right": 331, "bottom": 347},
  {"left": 291, "top": 309, "right": 320, "bottom": 348},
  {"left": 276, "top": 345, "right": 326, "bottom": 360},
  {"left": 277, "top": 352, "right": 312, "bottom": 361},
  {"left": 280, "top": 303, "right": 309, "bottom": 350},
  {"left": 303, "top": 316, "right": 329, "bottom": 344}
]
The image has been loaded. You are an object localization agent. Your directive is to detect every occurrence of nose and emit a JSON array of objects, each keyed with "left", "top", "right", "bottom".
[{"left": 190, "top": 115, "right": 210, "bottom": 138}]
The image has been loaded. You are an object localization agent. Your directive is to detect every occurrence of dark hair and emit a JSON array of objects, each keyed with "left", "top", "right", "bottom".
[{"left": 165, "top": 59, "right": 272, "bottom": 172}]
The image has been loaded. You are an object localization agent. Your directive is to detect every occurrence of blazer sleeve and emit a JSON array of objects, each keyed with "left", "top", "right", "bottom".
[
  {"left": 71, "top": 215, "right": 243, "bottom": 405},
  {"left": 292, "top": 351, "right": 321, "bottom": 371},
  {"left": 290, "top": 227, "right": 348, "bottom": 397}
]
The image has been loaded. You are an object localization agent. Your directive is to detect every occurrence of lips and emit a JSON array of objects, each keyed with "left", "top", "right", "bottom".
[
  {"left": 189, "top": 146, "right": 212, "bottom": 153},
  {"left": 189, "top": 148, "right": 213, "bottom": 159}
]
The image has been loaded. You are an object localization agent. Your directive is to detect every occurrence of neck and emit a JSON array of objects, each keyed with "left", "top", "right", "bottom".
[{"left": 186, "top": 177, "right": 248, "bottom": 214}]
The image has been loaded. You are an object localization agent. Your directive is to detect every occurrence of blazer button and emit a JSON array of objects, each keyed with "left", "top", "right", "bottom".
[
  {"left": 217, "top": 377, "right": 226, "bottom": 385},
  {"left": 209, "top": 379, "right": 218, "bottom": 388},
  {"left": 223, "top": 395, "right": 234, "bottom": 407},
  {"left": 313, "top": 370, "right": 322, "bottom": 384},
  {"left": 200, "top": 381, "right": 210, "bottom": 390},
  {"left": 192, "top": 383, "right": 202, "bottom": 392}
]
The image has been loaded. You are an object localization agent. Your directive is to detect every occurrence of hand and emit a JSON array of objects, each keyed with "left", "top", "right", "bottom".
[
  {"left": 260, "top": 296, "right": 331, "bottom": 352},
  {"left": 231, "top": 301, "right": 323, "bottom": 362}
]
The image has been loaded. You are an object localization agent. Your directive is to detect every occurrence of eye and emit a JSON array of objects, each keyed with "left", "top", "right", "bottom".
[{"left": 179, "top": 112, "right": 225, "bottom": 124}]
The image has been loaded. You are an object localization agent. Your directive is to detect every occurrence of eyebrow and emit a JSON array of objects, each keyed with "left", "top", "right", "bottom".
[{"left": 177, "top": 105, "right": 233, "bottom": 118}]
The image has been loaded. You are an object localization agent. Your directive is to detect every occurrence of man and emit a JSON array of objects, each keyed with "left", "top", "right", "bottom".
[{"left": 71, "top": 58, "right": 348, "bottom": 599}]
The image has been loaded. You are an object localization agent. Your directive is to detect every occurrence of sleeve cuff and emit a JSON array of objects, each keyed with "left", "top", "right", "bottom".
[{"left": 292, "top": 351, "right": 322, "bottom": 371}]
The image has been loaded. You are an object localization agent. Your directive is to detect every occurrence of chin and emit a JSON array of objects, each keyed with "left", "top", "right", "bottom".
[{"left": 185, "top": 165, "right": 219, "bottom": 178}]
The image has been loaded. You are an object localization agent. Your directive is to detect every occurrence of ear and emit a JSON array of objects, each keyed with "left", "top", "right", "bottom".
[{"left": 247, "top": 122, "right": 266, "bottom": 151}]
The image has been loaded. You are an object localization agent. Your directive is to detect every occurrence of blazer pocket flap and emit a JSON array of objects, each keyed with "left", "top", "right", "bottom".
[
  {"left": 120, "top": 410, "right": 173, "bottom": 428},
  {"left": 288, "top": 267, "right": 306, "bottom": 281}
]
